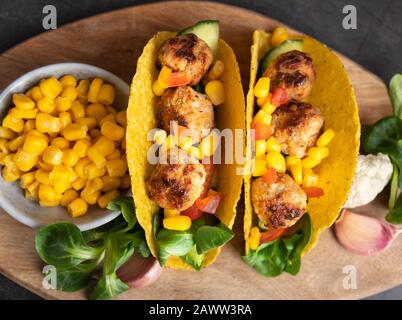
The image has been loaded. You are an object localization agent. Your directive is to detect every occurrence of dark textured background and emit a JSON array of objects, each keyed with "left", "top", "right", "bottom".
[{"left": 0, "top": 0, "right": 401, "bottom": 300}]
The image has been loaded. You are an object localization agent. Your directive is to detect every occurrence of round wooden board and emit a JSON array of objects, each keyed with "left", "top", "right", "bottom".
[{"left": 0, "top": 1, "right": 395, "bottom": 300}]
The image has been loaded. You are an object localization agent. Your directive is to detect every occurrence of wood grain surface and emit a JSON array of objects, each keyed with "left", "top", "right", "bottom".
[{"left": 0, "top": 1, "right": 395, "bottom": 300}]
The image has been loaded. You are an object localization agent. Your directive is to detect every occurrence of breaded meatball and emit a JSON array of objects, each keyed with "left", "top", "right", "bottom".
[
  {"left": 158, "top": 86, "right": 214, "bottom": 141},
  {"left": 158, "top": 33, "right": 213, "bottom": 85},
  {"left": 251, "top": 173, "right": 307, "bottom": 229},
  {"left": 146, "top": 149, "right": 206, "bottom": 211},
  {"left": 263, "top": 50, "right": 315, "bottom": 101},
  {"left": 272, "top": 102, "right": 324, "bottom": 158}
]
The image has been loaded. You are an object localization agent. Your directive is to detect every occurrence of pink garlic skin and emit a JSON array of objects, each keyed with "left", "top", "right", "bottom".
[
  {"left": 334, "top": 209, "right": 398, "bottom": 255},
  {"left": 117, "top": 255, "right": 162, "bottom": 288}
]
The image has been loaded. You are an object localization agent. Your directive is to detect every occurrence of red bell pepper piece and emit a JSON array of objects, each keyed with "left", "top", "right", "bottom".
[
  {"left": 262, "top": 167, "right": 277, "bottom": 184},
  {"left": 270, "top": 88, "right": 289, "bottom": 107},
  {"left": 304, "top": 187, "right": 325, "bottom": 198},
  {"left": 182, "top": 204, "right": 203, "bottom": 220},
  {"left": 260, "top": 228, "right": 288, "bottom": 244},
  {"left": 167, "top": 72, "right": 190, "bottom": 87},
  {"left": 251, "top": 122, "right": 273, "bottom": 140},
  {"left": 195, "top": 192, "right": 224, "bottom": 214}
]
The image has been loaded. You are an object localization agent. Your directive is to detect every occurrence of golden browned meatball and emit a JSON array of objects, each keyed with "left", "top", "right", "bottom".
[
  {"left": 263, "top": 50, "right": 315, "bottom": 101},
  {"left": 272, "top": 102, "right": 324, "bottom": 158},
  {"left": 158, "top": 86, "right": 214, "bottom": 142},
  {"left": 146, "top": 149, "right": 206, "bottom": 211},
  {"left": 158, "top": 33, "right": 213, "bottom": 86},
  {"left": 251, "top": 173, "right": 307, "bottom": 229}
]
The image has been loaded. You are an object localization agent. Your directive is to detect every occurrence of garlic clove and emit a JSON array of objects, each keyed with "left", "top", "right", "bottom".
[{"left": 334, "top": 209, "right": 398, "bottom": 255}]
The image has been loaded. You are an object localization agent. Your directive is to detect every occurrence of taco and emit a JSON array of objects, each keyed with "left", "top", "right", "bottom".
[
  {"left": 127, "top": 21, "right": 245, "bottom": 270},
  {"left": 242, "top": 29, "right": 360, "bottom": 276}
]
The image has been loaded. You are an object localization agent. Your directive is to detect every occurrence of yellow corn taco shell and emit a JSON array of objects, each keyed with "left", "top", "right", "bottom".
[
  {"left": 244, "top": 30, "right": 360, "bottom": 255},
  {"left": 127, "top": 32, "right": 245, "bottom": 270}
]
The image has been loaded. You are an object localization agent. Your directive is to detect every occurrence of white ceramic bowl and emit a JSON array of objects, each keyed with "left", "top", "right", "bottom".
[{"left": 0, "top": 63, "right": 130, "bottom": 231}]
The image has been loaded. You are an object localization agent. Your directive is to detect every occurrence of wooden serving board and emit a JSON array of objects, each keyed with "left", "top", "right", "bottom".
[{"left": 0, "top": 1, "right": 395, "bottom": 300}]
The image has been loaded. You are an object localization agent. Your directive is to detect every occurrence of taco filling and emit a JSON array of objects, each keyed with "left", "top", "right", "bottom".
[
  {"left": 139, "top": 21, "right": 236, "bottom": 270},
  {"left": 243, "top": 27, "right": 359, "bottom": 277}
]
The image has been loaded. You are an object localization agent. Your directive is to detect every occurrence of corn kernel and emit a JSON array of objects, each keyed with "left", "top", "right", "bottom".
[
  {"left": 205, "top": 80, "right": 226, "bottom": 105},
  {"left": 163, "top": 215, "right": 192, "bottom": 231},
  {"left": 36, "top": 113, "right": 60, "bottom": 133},
  {"left": 31, "top": 86, "right": 44, "bottom": 102},
  {"left": 81, "top": 188, "right": 101, "bottom": 205},
  {"left": 94, "top": 136, "right": 115, "bottom": 157},
  {"left": 49, "top": 137, "right": 69, "bottom": 150},
  {"left": 178, "top": 136, "right": 193, "bottom": 151},
  {"left": 271, "top": 27, "right": 288, "bottom": 47},
  {"left": 67, "top": 198, "right": 88, "bottom": 217},
  {"left": 88, "top": 78, "right": 103, "bottom": 103},
  {"left": 256, "top": 96, "right": 268, "bottom": 107},
  {"left": 87, "top": 146, "right": 107, "bottom": 169},
  {"left": 151, "top": 129, "right": 167, "bottom": 145},
  {"left": 0, "top": 126, "right": 16, "bottom": 140},
  {"left": 2, "top": 166, "right": 21, "bottom": 182},
  {"left": 23, "top": 134, "right": 48, "bottom": 155},
  {"left": 70, "top": 100, "right": 85, "bottom": 121},
  {"left": 63, "top": 123, "right": 88, "bottom": 141},
  {"left": 25, "top": 88, "right": 33, "bottom": 99},
  {"left": 116, "top": 110, "right": 127, "bottom": 127},
  {"left": 77, "top": 79, "right": 90, "bottom": 100},
  {"left": 73, "top": 139, "right": 91, "bottom": 158},
  {"left": 157, "top": 66, "right": 173, "bottom": 88},
  {"left": 0, "top": 154, "right": 13, "bottom": 166},
  {"left": 265, "top": 136, "right": 281, "bottom": 153},
  {"left": 38, "top": 184, "right": 61, "bottom": 204},
  {"left": 262, "top": 100, "right": 277, "bottom": 115},
  {"left": 59, "top": 75, "right": 77, "bottom": 88},
  {"left": 249, "top": 226, "right": 261, "bottom": 250},
  {"left": 286, "top": 155, "right": 301, "bottom": 169},
  {"left": 121, "top": 137, "right": 126, "bottom": 150},
  {"left": 84, "top": 163, "right": 106, "bottom": 179},
  {"left": 36, "top": 96, "right": 54, "bottom": 113},
  {"left": 40, "top": 200, "right": 61, "bottom": 207},
  {"left": 7, "top": 135, "right": 25, "bottom": 151},
  {"left": 253, "top": 109, "right": 272, "bottom": 126},
  {"left": 60, "top": 189, "right": 79, "bottom": 207},
  {"left": 74, "top": 158, "right": 91, "bottom": 178},
  {"left": 302, "top": 156, "right": 321, "bottom": 169},
  {"left": 252, "top": 158, "right": 268, "bottom": 177},
  {"left": 316, "top": 128, "right": 335, "bottom": 147},
  {"left": 101, "top": 121, "right": 125, "bottom": 141},
  {"left": 119, "top": 174, "right": 130, "bottom": 189},
  {"left": 105, "top": 149, "right": 120, "bottom": 161},
  {"left": 152, "top": 80, "right": 166, "bottom": 96},
  {"left": 101, "top": 175, "right": 121, "bottom": 192},
  {"left": 106, "top": 158, "right": 127, "bottom": 178},
  {"left": 22, "top": 119, "right": 36, "bottom": 134},
  {"left": 199, "top": 131, "right": 220, "bottom": 158},
  {"left": 254, "top": 77, "right": 270, "bottom": 98},
  {"left": 0, "top": 138, "right": 8, "bottom": 154},
  {"left": 303, "top": 168, "right": 319, "bottom": 188},
  {"left": 9, "top": 107, "right": 38, "bottom": 119},
  {"left": 40, "top": 77, "right": 63, "bottom": 99},
  {"left": 255, "top": 140, "right": 266, "bottom": 158},
  {"left": 61, "top": 86, "right": 78, "bottom": 101},
  {"left": 13, "top": 149, "right": 38, "bottom": 172},
  {"left": 54, "top": 96, "right": 72, "bottom": 112},
  {"left": 13, "top": 93, "right": 35, "bottom": 110},
  {"left": 99, "top": 113, "right": 116, "bottom": 127},
  {"left": 307, "top": 146, "right": 329, "bottom": 162},
  {"left": 164, "top": 208, "right": 180, "bottom": 218},
  {"left": 207, "top": 60, "right": 225, "bottom": 80},
  {"left": 25, "top": 185, "right": 39, "bottom": 201},
  {"left": 54, "top": 179, "right": 70, "bottom": 194},
  {"left": 42, "top": 145, "right": 63, "bottom": 165},
  {"left": 266, "top": 152, "right": 286, "bottom": 173},
  {"left": 289, "top": 162, "right": 303, "bottom": 185},
  {"left": 35, "top": 169, "right": 52, "bottom": 185},
  {"left": 76, "top": 117, "right": 96, "bottom": 130},
  {"left": 3, "top": 114, "right": 24, "bottom": 133},
  {"left": 37, "top": 160, "right": 53, "bottom": 171},
  {"left": 71, "top": 177, "right": 87, "bottom": 191},
  {"left": 97, "top": 84, "right": 115, "bottom": 105},
  {"left": 61, "top": 149, "right": 79, "bottom": 166},
  {"left": 20, "top": 172, "right": 35, "bottom": 189},
  {"left": 98, "top": 190, "right": 120, "bottom": 208},
  {"left": 86, "top": 103, "right": 107, "bottom": 124}
]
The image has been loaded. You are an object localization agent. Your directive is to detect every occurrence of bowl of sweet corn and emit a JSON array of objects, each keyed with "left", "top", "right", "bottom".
[{"left": 0, "top": 63, "right": 131, "bottom": 231}]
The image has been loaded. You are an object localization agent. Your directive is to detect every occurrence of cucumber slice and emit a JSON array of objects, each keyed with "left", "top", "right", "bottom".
[
  {"left": 258, "top": 39, "right": 304, "bottom": 76},
  {"left": 178, "top": 20, "right": 220, "bottom": 54}
]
